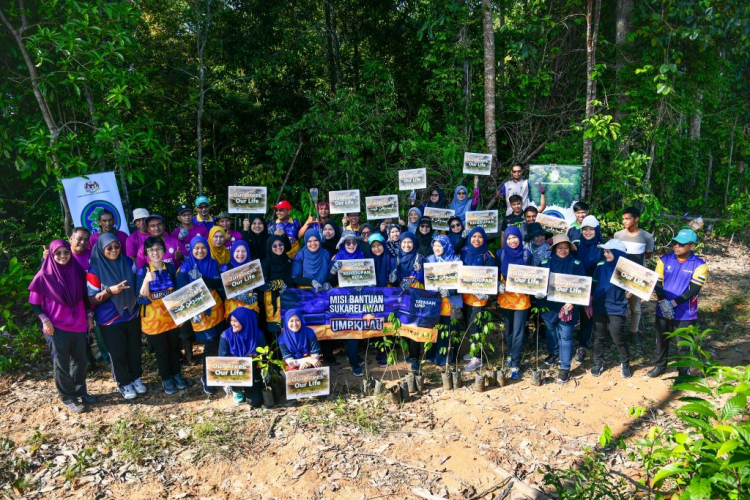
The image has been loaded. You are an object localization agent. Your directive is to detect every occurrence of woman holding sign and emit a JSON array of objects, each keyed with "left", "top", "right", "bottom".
[
  {"left": 279, "top": 310, "right": 322, "bottom": 370},
  {"left": 497, "top": 227, "right": 530, "bottom": 379},
  {"left": 573, "top": 216, "right": 604, "bottom": 363},
  {"left": 177, "top": 235, "right": 226, "bottom": 395},
  {"left": 460, "top": 227, "right": 497, "bottom": 373},
  {"left": 218, "top": 308, "right": 266, "bottom": 406},
  {"left": 447, "top": 216, "right": 467, "bottom": 255},
  {"left": 292, "top": 229, "right": 332, "bottom": 291},
  {"left": 536, "top": 234, "right": 586, "bottom": 383},
  {"left": 426, "top": 235, "right": 461, "bottom": 366},
  {"left": 447, "top": 183, "right": 480, "bottom": 225},
  {"left": 136, "top": 237, "right": 188, "bottom": 395},
  {"left": 220, "top": 240, "right": 260, "bottom": 319},
  {"left": 258, "top": 234, "right": 293, "bottom": 341},
  {"left": 241, "top": 216, "right": 270, "bottom": 260},
  {"left": 395, "top": 232, "right": 426, "bottom": 372}
]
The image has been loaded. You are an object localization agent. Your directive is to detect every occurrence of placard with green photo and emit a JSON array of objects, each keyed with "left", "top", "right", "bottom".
[{"left": 205, "top": 356, "right": 253, "bottom": 387}]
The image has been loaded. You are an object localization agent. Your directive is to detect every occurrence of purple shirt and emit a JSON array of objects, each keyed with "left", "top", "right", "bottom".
[
  {"left": 71, "top": 250, "right": 91, "bottom": 273},
  {"left": 126, "top": 231, "right": 150, "bottom": 260},
  {"left": 223, "top": 229, "right": 243, "bottom": 248},
  {"left": 90, "top": 230, "right": 128, "bottom": 250},
  {"left": 135, "top": 234, "right": 184, "bottom": 269},
  {"left": 29, "top": 291, "right": 88, "bottom": 333},
  {"left": 171, "top": 225, "right": 208, "bottom": 254}
]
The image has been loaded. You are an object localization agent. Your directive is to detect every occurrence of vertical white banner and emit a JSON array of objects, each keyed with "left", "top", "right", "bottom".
[{"left": 61, "top": 172, "right": 129, "bottom": 235}]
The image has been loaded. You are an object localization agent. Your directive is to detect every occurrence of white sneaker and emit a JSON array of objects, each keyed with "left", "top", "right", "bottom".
[
  {"left": 462, "top": 353, "right": 474, "bottom": 361},
  {"left": 120, "top": 384, "right": 137, "bottom": 400},
  {"left": 132, "top": 378, "right": 148, "bottom": 395},
  {"left": 464, "top": 357, "right": 483, "bottom": 372}
]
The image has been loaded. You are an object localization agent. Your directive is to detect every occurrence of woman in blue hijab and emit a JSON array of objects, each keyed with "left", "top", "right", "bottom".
[
  {"left": 448, "top": 184, "right": 479, "bottom": 224},
  {"left": 497, "top": 226, "right": 529, "bottom": 378},
  {"left": 219, "top": 240, "right": 260, "bottom": 321},
  {"left": 573, "top": 215, "right": 604, "bottom": 364},
  {"left": 590, "top": 240, "right": 632, "bottom": 379},
  {"left": 395, "top": 231, "right": 426, "bottom": 372},
  {"left": 292, "top": 229, "right": 331, "bottom": 291},
  {"left": 426, "top": 235, "right": 461, "bottom": 366},
  {"left": 218, "top": 308, "right": 266, "bottom": 405},
  {"left": 278, "top": 309, "right": 322, "bottom": 370}
]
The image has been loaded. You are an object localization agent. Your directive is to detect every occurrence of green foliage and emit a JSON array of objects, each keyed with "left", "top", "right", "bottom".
[{"left": 254, "top": 345, "right": 286, "bottom": 389}]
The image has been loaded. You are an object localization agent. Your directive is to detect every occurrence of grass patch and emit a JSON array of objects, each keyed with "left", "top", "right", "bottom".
[
  {"left": 701, "top": 292, "right": 750, "bottom": 340},
  {"left": 102, "top": 410, "right": 175, "bottom": 463}
]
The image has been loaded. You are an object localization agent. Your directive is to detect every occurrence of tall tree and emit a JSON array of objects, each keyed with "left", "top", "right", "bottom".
[
  {"left": 581, "top": 0, "right": 601, "bottom": 199},
  {"left": 482, "top": 0, "right": 497, "bottom": 175}
]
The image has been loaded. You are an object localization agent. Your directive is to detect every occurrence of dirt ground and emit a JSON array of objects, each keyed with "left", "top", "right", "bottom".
[{"left": 1, "top": 238, "right": 748, "bottom": 499}]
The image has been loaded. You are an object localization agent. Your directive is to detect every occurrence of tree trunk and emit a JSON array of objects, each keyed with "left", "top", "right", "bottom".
[
  {"left": 324, "top": 1, "right": 337, "bottom": 94},
  {"left": 615, "top": 0, "right": 632, "bottom": 157},
  {"left": 704, "top": 151, "right": 713, "bottom": 202},
  {"left": 196, "top": 0, "right": 212, "bottom": 196},
  {"left": 725, "top": 116, "right": 738, "bottom": 209},
  {"left": 581, "top": 0, "right": 601, "bottom": 199},
  {"left": 481, "top": 0, "right": 498, "bottom": 175},
  {"left": 459, "top": 3, "right": 471, "bottom": 145}
]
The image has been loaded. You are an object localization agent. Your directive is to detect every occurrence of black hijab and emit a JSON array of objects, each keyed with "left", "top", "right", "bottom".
[
  {"left": 415, "top": 216, "right": 435, "bottom": 258},
  {"left": 321, "top": 220, "right": 340, "bottom": 256},
  {"left": 242, "top": 216, "right": 270, "bottom": 261}
]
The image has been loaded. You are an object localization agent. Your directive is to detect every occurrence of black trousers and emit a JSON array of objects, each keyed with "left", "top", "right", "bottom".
[
  {"left": 101, "top": 317, "right": 143, "bottom": 387},
  {"left": 48, "top": 329, "right": 88, "bottom": 403},
  {"left": 146, "top": 328, "right": 182, "bottom": 381},
  {"left": 654, "top": 316, "right": 696, "bottom": 369},
  {"left": 592, "top": 314, "right": 630, "bottom": 365}
]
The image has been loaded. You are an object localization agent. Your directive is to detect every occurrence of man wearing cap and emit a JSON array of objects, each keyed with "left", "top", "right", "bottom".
[
  {"left": 136, "top": 214, "right": 184, "bottom": 269},
  {"left": 269, "top": 201, "right": 302, "bottom": 258},
  {"left": 89, "top": 208, "right": 129, "bottom": 249},
  {"left": 193, "top": 196, "right": 214, "bottom": 230},
  {"left": 649, "top": 229, "right": 708, "bottom": 378},
  {"left": 215, "top": 212, "right": 243, "bottom": 249},
  {"left": 126, "top": 208, "right": 150, "bottom": 260},
  {"left": 171, "top": 204, "right": 208, "bottom": 255}
]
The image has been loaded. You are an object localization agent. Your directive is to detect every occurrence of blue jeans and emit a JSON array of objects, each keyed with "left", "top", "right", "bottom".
[
  {"left": 345, "top": 339, "right": 361, "bottom": 368},
  {"left": 502, "top": 308, "right": 528, "bottom": 368},
  {"left": 542, "top": 308, "right": 578, "bottom": 370},
  {"left": 434, "top": 315, "right": 458, "bottom": 367},
  {"left": 577, "top": 311, "right": 594, "bottom": 349}
]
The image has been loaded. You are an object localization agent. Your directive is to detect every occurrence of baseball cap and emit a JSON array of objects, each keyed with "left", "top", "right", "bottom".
[
  {"left": 581, "top": 215, "right": 599, "bottom": 229},
  {"left": 145, "top": 214, "right": 165, "bottom": 226},
  {"left": 177, "top": 204, "right": 192, "bottom": 216},
  {"left": 195, "top": 195, "right": 210, "bottom": 207},
  {"left": 216, "top": 211, "right": 232, "bottom": 220},
  {"left": 672, "top": 229, "right": 698, "bottom": 245},
  {"left": 132, "top": 208, "right": 150, "bottom": 222},
  {"left": 599, "top": 239, "right": 627, "bottom": 253},
  {"left": 273, "top": 201, "right": 292, "bottom": 210}
]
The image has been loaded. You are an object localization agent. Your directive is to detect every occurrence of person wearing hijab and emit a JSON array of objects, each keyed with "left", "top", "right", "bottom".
[
  {"left": 208, "top": 226, "right": 230, "bottom": 265},
  {"left": 320, "top": 220, "right": 341, "bottom": 257},
  {"left": 573, "top": 215, "right": 604, "bottom": 364},
  {"left": 258, "top": 234, "right": 293, "bottom": 340},
  {"left": 416, "top": 187, "right": 447, "bottom": 212},
  {"left": 406, "top": 207, "right": 422, "bottom": 234},
  {"left": 177, "top": 235, "right": 226, "bottom": 395},
  {"left": 30, "top": 240, "right": 95, "bottom": 413},
  {"left": 415, "top": 217, "right": 435, "bottom": 258},
  {"left": 136, "top": 237, "right": 188, "bottom": 395},
  {"left": 425, "top": 235, "right": 461, "bottom": 367},
  {"left": 448, "top": 183, "right": 480, "bottom": 224},
  {"left": 394, "top": 232, "right": 426, "bottom": 372},
  {"left": 590, "top": 240, "right": 632, "bottom": 378},
  {"left": 278, "top": 310, "right": 322, "bottom": 370},
  {"left": 536, "top": 234, "right": 586, "bottom": 383},
  {"left": 523, "top": 222, "right": 552, "bottom": 266},
  {"left": 496, "top": 226, "right": 530, "bottom": 379},
  {"left": 328, "top": 231, "right": 367, "bottom": 375},
  {"left": 359, "top": 223, "right": 374, "bottom": 244},
  {"left": 292, "top": 229, "right": 332, "bottom": 291},
  {"left": 218, "top": 308, "right": 266, "bottom": 405},
  {"left": 446, "top": 216, "right": 466, "bottom": 255},
  {"left": 460, "top": 227, "right": 497, "bottom": 373},
  {"left": 241, "top": 215, "right": 270, "bottom": 261},
  {"left": 368, "top": 234, "right": 396, "bottom": 288},
  {"left": 385, "top": 224, "right": 401, "bottom": 258},
  {"left": 87, "top": 233, "right": 142, "bottom": 400},
  {"left": 220, "top": 240, "right": 260, "bottom": 321}
]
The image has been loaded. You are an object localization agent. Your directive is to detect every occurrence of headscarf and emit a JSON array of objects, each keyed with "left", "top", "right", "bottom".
[
  {"left": 396, "top": 232, "right": 419, "bottom": 280},
  {"left": 499, "top": 226, "right": 525, "bottom": 279},
  {"left": 427, "top": 234, "right": 460, "bottom": 263},
  {"left": 360, "top": 223, "right": 374, "bottom": 238},
  {"left": 208, "top": 226, "right": 230, "bottom": 265},
  {"left": 593, "top": 247, "right": 628, "bottom": 300},
  {"left": 321, "top": 220, "right": 340, "bottom": 256},
  {"left": 223, "top": 308, "right": 262, "bottom": 356},
  {"left": 461, "top": 227, "right": 490, "bottom": 266},
  {"left": 264, "top": 235, "right": 292, "bottom": 281},
  {"left": 424, "top": 187, "right": 447, "bottom": 209},
  {"left": 334, "top": 231, "right": 365, "bottom": 261},
  {"left": 548, "top": 244, "right": 578, "bottom": 274},
  {"left": 368, "top": 233, "right": 393, "bottom": 286},
  {"left": 244, "top": 216, "right": 269, "bottom": 260},
  {"left": 576, "top": 225, "right": 604, "bottom": 275},
  {"left": 28, "top": 240, "right": 85, "bottom": 310},
  {"left": 229, "top": 240, "right": 251, "bottom": 269},
  {"left": 407, "top": 207, "right": 422, "bottom": 234},
  {"left": 415, "top": 217, "right": 435, "bottom": 257},
  {"left": 180, "top": 235, "right": 219, "bottom": 280},
  {"left": 387, "top": 224, "right": 401, "bottom": 242},
  {"left": 298, "top": 229, "right": 330, "bottom": 283},
  {"left": 448, "top": 185, "right": 471, "bottom": 222},
  {"left": 89, "top": 233, "right": 137, "bottom": 315},
  {"left": 278, "top": 309, "right": 317, "bottom": 359},
  {"left": 447, "top": 216, "right": 464, "bottom": 247}
]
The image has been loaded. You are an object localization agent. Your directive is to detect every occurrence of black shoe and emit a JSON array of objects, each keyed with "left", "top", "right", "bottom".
[
  {"left": 80, "top": 393, "right": 97, "bottom": 405},
  {"left": 648, "top": 366, "right": 665, "bottom": 378},
  {"left": 621, "top": 363, "right": 633, "bottom": 379},
  {"left": 557, "top": 369, "right": 570, "bottom": 383},
  {"left": 543, "top": 354, "right": 558, "bottom": 366},
  {"left": 590, "top": 364, "right": 605, "bottom": 377}
]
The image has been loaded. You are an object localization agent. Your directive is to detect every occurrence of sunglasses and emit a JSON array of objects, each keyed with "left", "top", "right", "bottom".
[
  {"left": 271, "top": 243, "right": 285, "bottom": 249},
  {"left": 198, "top": 204, "right": 209, "bottom": 209},
  {"left": 430, "top": 193, "right": 439, "bottom": 197},
  {"left": 450, "top": 223, "right": 462, "bottom": 229},
  {"left": 457, "top": 191, "right": 466, "bottom": 196},
  {"left": 345, "top": 240, "right": 358, "bottom": 246},
  {"left": 105, "top": 244, "right": 121, "bottom": 251},
  {"left": 419, "top": 224, "right": 431, "bottom": 228}
]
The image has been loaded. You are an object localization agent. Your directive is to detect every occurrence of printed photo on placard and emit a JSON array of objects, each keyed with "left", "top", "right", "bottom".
[
  {"left": 547, "top": 273, "right": 592, "bottom": 306},
  {"left": 424, "top": 262, "right": 462, "bottom": 291},
  {"left": 365, "top": 195, "right": 399, "bottom": 220},
  {"left": 337, "top": 258, "right": 377, "bottom": 287},
  {"left": 221, "top": 259, "right": 265, "bottom": 300},
  {"left": 504, "top": 264, "right": 550, "bottom": 296},
  {"left": 423, "top": 207, "right": 455, "bottom": 231},
  {"left": 536, "top": 213, "right": 570, "bottom": 235},
  {"left": 398, "top": 168, "right": 427, "bottom": 190},
  {"left": 457, "top": 266, "right": 498, "bottom": 295},
  {"left": 227, "top": 186, "right": 267, "bottom": 213},
  {"left": 610, "top": 256, "right": 658, "bottom": 301},
  {"left": 465, "top": 210, "right": 499, "bottom": 233},
  {"left": 329, "top": 189, "right": 361, "bottom": 215},
  {"left": 205, "top": 357, "right": 253, "bottom": 387},
  {"left": 162, "top": 278, "right": 217, "bottom": 326},
  {"left": 463, "top": 152, "right": 493, "bottom": 176},
  {"left": 286, "top": 366, "right": 330, "bottom": 400}
]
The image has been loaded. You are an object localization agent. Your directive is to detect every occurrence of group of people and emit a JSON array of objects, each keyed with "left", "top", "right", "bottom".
[{"left": 29, "top": 164, "right": 708, "bottom": 413}]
